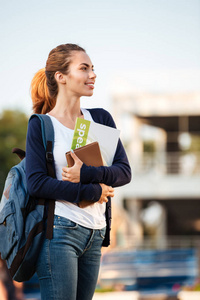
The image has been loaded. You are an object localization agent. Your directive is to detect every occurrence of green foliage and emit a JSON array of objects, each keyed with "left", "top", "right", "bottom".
[
  {"left": 95, "top": 287, "right": 115, "bottom": 293},
  {"left": 0, "top": 110, "right": 28, "bottom": 194},
  {"left": 189, "top": 135, "right": 200, "bottom": 152},
  {"left": 182, "top": 278, "right": 200, "bottom": 291},
  {"left": 143, "top": 140, "right": 156, "bottom": 153}
]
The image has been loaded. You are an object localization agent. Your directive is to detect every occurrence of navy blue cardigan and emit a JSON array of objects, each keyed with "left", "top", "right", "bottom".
[{"left": 26, "top": 108, "right": 131, "bottom": 246}]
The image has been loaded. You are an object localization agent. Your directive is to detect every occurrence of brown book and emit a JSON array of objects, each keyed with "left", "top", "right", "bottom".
[
  {"left": 65, "top": 141, "right": 103, "bottom": 167},
  {"left": 65, "top": 142, "right": 103, "bottom": 208}
]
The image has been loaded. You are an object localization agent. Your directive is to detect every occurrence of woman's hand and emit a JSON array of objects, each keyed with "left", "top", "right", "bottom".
[
  {"left": 62, "top": 151, "right": 83, "bottom": 183},
  {"left": 98, "top": 184, "right": 114, "bottom": 204},
  {"left": 78, "top": 184, "right": 114, "bottom": 208}
]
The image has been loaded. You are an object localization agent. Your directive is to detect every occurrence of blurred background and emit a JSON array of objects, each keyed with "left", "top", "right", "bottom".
[{"left": 0, "top": 0, "right": 200, "bottom": 299}]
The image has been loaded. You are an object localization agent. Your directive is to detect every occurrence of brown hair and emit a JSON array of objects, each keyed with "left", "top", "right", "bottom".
[{"left": 31, "top": 44, "right": 86, "bottom": 114}]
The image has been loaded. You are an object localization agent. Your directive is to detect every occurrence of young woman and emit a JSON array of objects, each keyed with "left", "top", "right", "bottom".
[{"left": 26, "top": 43, "right": 131, "bottom": 300}]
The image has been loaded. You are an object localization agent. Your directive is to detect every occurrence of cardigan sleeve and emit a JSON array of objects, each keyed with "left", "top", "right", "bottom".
[
  {"left": 26, "top": 116, "right": 102, "bottom": 203},
  {"left": 80, "top": 109, "right": 132, "bottom": 187}
]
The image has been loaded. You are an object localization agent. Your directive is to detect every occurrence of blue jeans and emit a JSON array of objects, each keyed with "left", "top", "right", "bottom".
[{"left": 36, "top": 215, "right": 106, "bottom": 300}]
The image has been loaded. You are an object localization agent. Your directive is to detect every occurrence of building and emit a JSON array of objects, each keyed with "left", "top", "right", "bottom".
[{"left": 111, "top": 90, "right": 200, "bottom": 249}]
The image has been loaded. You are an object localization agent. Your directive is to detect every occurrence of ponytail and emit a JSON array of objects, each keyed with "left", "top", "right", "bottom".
[{"left": 30, "top": 68, "right": 56, "bottom": 114}]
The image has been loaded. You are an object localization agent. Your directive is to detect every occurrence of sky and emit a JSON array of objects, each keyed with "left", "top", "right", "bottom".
[{"left": 0, "top": 0, "right": 200, "bottom": 115}]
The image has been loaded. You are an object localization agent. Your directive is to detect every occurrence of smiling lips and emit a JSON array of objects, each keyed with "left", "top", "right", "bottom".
[{"left": 85, "top": 82, "right": 95, "bottom": 89}]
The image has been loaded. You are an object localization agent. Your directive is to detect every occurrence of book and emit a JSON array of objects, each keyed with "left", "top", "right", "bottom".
[
  {"left": 70, "top": 117, "right": 120, "bottom": 166},
  {"left": 65, "top": 142, "right": 103, "bottom": 208},
  {"left": 65, "top": 142, "right": 103, "bottom": 167}
]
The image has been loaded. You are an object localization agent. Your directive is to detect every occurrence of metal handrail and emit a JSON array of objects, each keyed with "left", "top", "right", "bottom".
[
  {"left": 121, "top": 235, "right": 200, "bottom": 250},
  {"left": 129, "top": 151, "right": 200, "bottom": 175}
]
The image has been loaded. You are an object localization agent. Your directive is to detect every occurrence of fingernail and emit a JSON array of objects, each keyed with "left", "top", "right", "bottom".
[{"left": 71, "top": 149, "right": 74, "bottom": 153}]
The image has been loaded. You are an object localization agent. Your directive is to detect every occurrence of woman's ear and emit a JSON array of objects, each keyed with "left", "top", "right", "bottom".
[{"left": 54, "top": 71, "right": 66, "bottom": 84}]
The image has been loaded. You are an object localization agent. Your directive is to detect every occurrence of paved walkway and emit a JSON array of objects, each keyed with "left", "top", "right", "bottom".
[
  {"left": 93, "top": 291, "right": 172, "bottom": 300},
  {"left": 93, "top": 291, "right": 140, "bottom": 300}
]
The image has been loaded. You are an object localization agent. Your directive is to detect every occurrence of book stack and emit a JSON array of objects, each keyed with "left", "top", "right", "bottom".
[{"left": 66, "top": 117, "right": 120, "bottom": 167}]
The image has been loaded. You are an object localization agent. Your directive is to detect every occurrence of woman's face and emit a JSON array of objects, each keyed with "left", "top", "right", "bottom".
[{"left": 63, "top": 51, "right": 96, "bottom": 98}]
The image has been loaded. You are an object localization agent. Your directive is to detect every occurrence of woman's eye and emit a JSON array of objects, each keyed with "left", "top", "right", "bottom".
[{"left": 80, "top": 67, "right": 95, "bottom": 72}]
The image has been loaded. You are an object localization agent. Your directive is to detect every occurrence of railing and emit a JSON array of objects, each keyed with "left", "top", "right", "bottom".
[
  {"left": 121, "top": 235, "right": 200, "bottom": 250},
  {"left": 130, "top": 152, "right": 200, "bottom": 175},
  {"left": 141, "top": 236, "right": 200, "bottom": 250}
]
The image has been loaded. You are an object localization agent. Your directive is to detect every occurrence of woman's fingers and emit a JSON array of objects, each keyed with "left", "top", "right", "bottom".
[
  {"left": 62, "top": 166, "right": 68, "bottom": 173},
  {"left": 103, "top": 185, "right": 114, "bottom": 197},
  {"left": 61, "top": 152, "right": 83, "bottom": 183},
  {"left": 70, "top": 150, "right": 82, "bottom": 165},
  {"left": 109, "top": 191, "right": 115, "bottom": 198},
  {"left": 98, "top": 184, "right": 114, "bottom": 205},
  {"left": 108, "top": 187, "right": 114, "bottom": 197},
  {"left": 98, "top": 197, "right": 108, "bottom": 204},
  {"left": 62, "top": 170, "right": 69, "bottom": 181},
  {"left": 62, "top": 167, "right": 72, "bottom": 181},
  {"left": 103, "top": 196, "right": 108, "bottom": 203},
  {"left": 62, "top": 171, "right": 67, "bottom": 180}
]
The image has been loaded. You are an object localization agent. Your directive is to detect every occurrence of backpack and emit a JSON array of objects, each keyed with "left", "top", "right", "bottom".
[{"left": 0, "top": 114, "right": 55, "bottom": 282}]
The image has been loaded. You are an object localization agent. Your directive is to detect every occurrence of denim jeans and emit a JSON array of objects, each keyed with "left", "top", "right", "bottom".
[{"left": 36, "top": 215, "right": 106, "bottom": 300}]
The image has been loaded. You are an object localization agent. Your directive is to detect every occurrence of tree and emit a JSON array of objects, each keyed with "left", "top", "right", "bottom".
[{"left": 0, "top": 110, "right": 28, "bottom": 194}]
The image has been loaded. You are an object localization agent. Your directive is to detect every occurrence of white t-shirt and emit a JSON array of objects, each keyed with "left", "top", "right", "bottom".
[{"left": 47, "top": 109, "right": 106, "bottom": 229}]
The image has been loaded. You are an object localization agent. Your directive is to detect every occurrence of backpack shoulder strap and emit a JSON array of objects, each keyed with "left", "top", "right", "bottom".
[
  {"left": 30, "top": 114, "right": 54, "bottom": 151},
  {"left": 29, "top": 114, "right": 55, "bottom": 240}
]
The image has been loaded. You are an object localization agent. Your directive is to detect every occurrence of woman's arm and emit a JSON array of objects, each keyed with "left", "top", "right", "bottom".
[
  {"left": 80, "top": 109, "right": 132, "bottom": 187},
  {"left": 80, "top": 139, "right": 131, "bottom": 187},
  {"left": 26, "top": 117, "right": 102, "bottom": 204}
]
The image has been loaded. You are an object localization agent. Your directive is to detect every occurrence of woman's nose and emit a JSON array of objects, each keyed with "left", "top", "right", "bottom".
[{"left": 90, "top": 70, "right": 97, "bottom": 79}]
